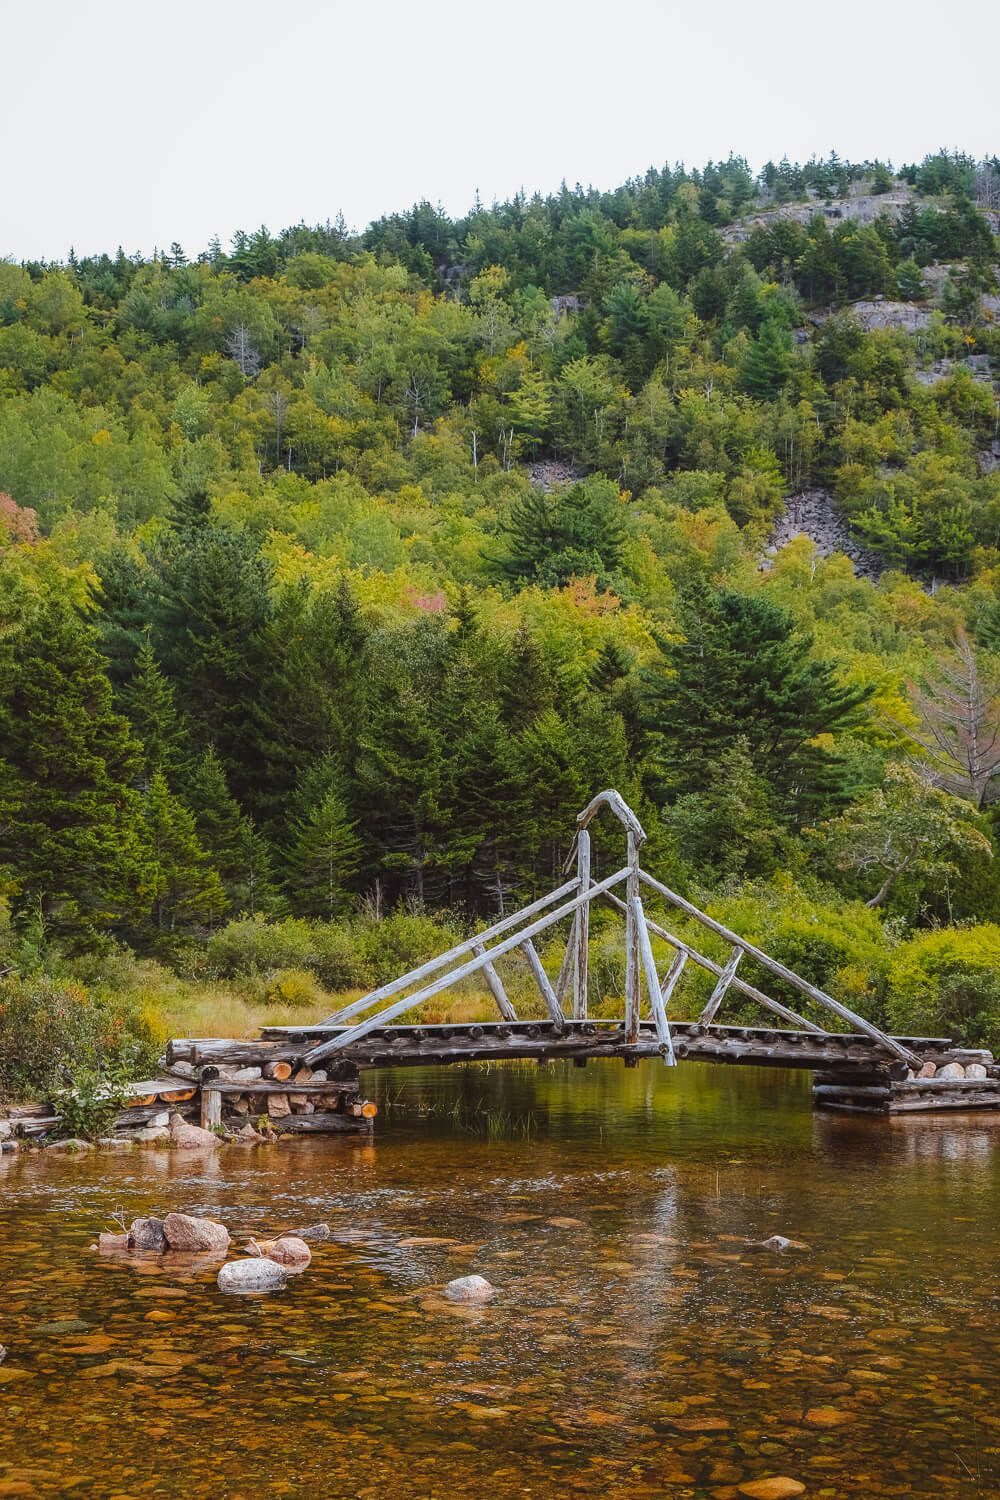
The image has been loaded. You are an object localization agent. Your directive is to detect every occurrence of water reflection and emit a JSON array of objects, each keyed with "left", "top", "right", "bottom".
[{"left": 1, "top": 1059, "right": 997, "bottom": 1498}]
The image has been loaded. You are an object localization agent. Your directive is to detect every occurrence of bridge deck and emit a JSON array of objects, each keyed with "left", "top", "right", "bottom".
[{"left": 252, "top": 1019, "right": 976, "bottom": 1076}]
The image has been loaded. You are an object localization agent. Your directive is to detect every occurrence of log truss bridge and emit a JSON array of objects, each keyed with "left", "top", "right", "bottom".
[{"left": 171, "top": 792, "right": 1000, "bottom": 1119}]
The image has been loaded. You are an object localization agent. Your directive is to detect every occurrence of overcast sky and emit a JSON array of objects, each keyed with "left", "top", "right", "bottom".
[{"left": 3, "top": 0, "right": 995, "bottom": 262}]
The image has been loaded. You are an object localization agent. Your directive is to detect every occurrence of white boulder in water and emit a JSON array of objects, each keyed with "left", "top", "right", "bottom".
[
  {"left": 217, "top": 1257, "right": 291, "bottom": 1294},
  {"left": 443, "top": 1275, "right": 497, "bottom": 1303}
]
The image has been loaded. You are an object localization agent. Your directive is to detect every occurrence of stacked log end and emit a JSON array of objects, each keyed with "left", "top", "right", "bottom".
[{"left": 812, "top": 1050, "right": 1000, "bottom": 1114}]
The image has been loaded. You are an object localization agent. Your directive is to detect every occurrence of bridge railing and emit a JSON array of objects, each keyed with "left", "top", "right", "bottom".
[{"left": 301, "top": 790, "right": 920, "bottom": 1070}]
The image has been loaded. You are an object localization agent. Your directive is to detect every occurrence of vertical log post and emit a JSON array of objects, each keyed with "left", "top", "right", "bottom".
[
  {"left": 200, "top": 1087, "right": 222, "bottom": 1131},
  {"left": 573, "top": 831, "right": 591, "bottom": 1019},
  {"left": 633, "top": 896, "right": 676, "bottom": 1064},
  {"left": 625, "top": 829, "right": 641, "bottom": 1044},
  {"left": 555, "top": 913, "right": 577, "bottom": 1007}
]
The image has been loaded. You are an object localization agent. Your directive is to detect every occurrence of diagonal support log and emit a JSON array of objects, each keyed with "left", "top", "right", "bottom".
[
  {"left": 698, "top": 945, "right": 743, "bottom": 1026},
  {"left": 521, "top": 938, "right": 564, "bottom": 1032},
  {"left": 473, "top": 943, "right": 518, "bottom": 1022},
  {"left": 639, "top": 868, "right": 921, "bottom": 1068}
]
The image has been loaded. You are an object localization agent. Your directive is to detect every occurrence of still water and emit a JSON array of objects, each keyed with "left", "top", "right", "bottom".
[{"left": 0, "top": 1060, "right": 997, "bottom": 1499}]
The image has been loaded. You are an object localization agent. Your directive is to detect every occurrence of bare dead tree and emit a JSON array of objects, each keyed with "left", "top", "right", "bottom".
[
  {"left": 224, "top": 323, "right": 260, "bottom": 379},
  {"left": 897, "top": 630, "right": 1000, "bottom": 808}
]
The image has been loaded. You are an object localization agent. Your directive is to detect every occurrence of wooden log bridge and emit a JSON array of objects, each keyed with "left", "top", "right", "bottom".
[{"left": 168, "top": 791, "right": 1000, "bottom": 1118}]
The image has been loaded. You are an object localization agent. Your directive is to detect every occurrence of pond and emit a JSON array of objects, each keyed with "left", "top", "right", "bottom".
[{"left": 1, "top": 1060, "right": 997, "bottom": 1498}]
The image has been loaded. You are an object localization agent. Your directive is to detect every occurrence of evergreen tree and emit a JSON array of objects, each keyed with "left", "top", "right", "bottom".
[
  {"left": 121, "top": 636, "right": 186, "bottom": 786},
  {"left": 143, "top": 772, "right": 226, "bottom": 933},
  {"left": 151, "top": 522, "right": 271, "bottom": 793},
  {"left": 0, "top": 599, "right": 152, "bottom": 936},
  {"left": 491, "top": 478, "right": 627, "bottom": 591},
  {"left": 248, "top": 577, "right": 366, "bottom": 824},
  {"left": 284, "top": 761, "right": 361, "bottom": 918},
  {"left": 739, "top": 317, "right": 793, "bottom": 399},
  {"left": 643, "top": 582, "right": 873, "bottom": 819}
]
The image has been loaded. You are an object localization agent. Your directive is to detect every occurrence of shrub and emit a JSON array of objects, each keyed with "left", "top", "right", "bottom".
[
  {"left": 886, "top": 925, "right": 1000, "bottom": 1050},
  {"left": 700, "top": 880, "right": 892, "bottom": 1025},
  {"left": 354, "top": 910, "right": 463, "bottom": 986},
  {"left": 308, "top": 924, "right": 370, "bottom": 992},
  {"left": 0, "top": 976, "right": 161, "bottom": 1104},
  {"left": 205, "top": 917, "right": 317, "bottom": 978},
  {"left": 255, "top": 968, "right": 325, "bottom": 1009}
]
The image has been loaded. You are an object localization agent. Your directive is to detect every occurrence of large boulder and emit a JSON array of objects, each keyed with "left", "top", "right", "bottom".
[
  {"left": 169, "top": 1112, "right": 220, "bottom": 1150},
  {"left": 162, "top": 1212, "right": 230, "bottom": 1255},
  {"left": 443, "top": 1275, "right": 497, "bottom": 1304},
  {"left": 217, "top": 1257, "right": 290, "bottom": 1294},
  {"left": 128, "top": 1216, "right": 168, "bottom": 1252}
]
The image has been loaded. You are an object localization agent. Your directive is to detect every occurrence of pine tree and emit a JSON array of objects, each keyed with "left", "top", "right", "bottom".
[
  {"left": 643, "top": 581, "right": 873, "bottom": 819},
  {"left": 284, "top": 762, "right": 361, "bottom": 918},
  {"left": 121, "top": 636, "right": 186, "bottom": 786},
  {"left": 0, "top": 599, "right": 152, "bottom": 936},
  {"left": 739, "top": 317, "right": 793, "bottom": 399},
  {"left": 151, "top": 522, "right": 271, "bottom": 793},
  {"left": 249, "top": 577, "right": 367, "bottom": 824},
  {"left": 143, "top": 772, "right": 226, "bottom": 932}
]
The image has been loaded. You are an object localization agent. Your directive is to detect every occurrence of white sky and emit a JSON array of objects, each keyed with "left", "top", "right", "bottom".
[{"left": 2, "top": 0, "right": 996, "bottom": 262}]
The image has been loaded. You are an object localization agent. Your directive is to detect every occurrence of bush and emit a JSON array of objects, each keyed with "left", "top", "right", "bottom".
[
  {"left": 354, "top": 910, "right": 463, "bottom": 986},
  {"left": 0, "top": 976, "right": 162, "bottom": 1104},
  {"left": 701, "top": 880, "right": 892, "bottom": 1025},
  {"left": 886, "top": 926, "right": 1000, "bottom": 1050},
  {"left": 254, "top": 968, "right": 325, "bottom": 1009},
  {"left": 308, "top": 925, "right": 370, "bottom": 992},
  {"left": 205, "top": 917, "right": 317, "bottom": 978}
]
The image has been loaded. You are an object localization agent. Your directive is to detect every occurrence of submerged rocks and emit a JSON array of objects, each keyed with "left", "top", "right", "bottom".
[
  {"left": 217, "top": 1257, "right": 291, "bottom": 1294},
  {"left": 443, "top": 1275, "right": 497, "bottom": 1303},
  {"left": 737, "top": 1481, "right": 806, "bottom": 1500},
  {"left": 168, "top": 1112, "right": 219, "bottom": 1149},
  {"left": 128, "top": 1216, "right": 168, "bottom": 1252},
  {"left": 748, "top": 1235, "right": 810, "bottom": 1254},
  {"left": 296, "top": 1222, "right": 331, "bottom": 1242},
  {"left": 162, "top": 1212, "right": 230, "bottom": 1255}
]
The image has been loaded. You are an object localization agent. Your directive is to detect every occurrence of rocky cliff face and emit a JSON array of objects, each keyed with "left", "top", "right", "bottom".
[{"left": 762, "top": 488, "right": 886, "bottom": 582}]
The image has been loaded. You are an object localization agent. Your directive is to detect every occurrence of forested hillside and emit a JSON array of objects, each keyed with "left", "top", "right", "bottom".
[{"left": 3, "top": 148, "right": 1000, "bottom": 1085}]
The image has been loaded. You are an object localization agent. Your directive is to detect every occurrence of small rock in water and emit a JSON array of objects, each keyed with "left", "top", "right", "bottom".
[
  {"left": 738, "top": 1480, "right": 806, "bottom": 1500},
  {"left": 295, "top": 1222, "right": 331, "bottom": 1241},
  {"left": 128, "top": 1216, "right": 168, "bottom": 1252},
  {"left": 97, "top": 1231, "right": 130, "bottom": 1253},
  {"left": 0, "top": 1119, "right": 11, "bottom": 1140},
  {"left": 748, "top": 1235, "right": 809, "bottom": 1253},
  {"left": 162, "top": 1212, "right": 230, "bottom": 1255},
  {"left": 218, "top": 1257, "right": 291, "bottom": 1294},
  {"left": 168, "top": 1112, "right": 220, "bottom": 1149},
  {"left": 132, "top": 1126, "right": 171, "bottom": 1145},
  {"left": 233, "top": 1122, "right": 263, "bottom": 1142},
  {"left": 97, "top": 1136, "right": 135, "bottom": 1149},
  {"left": 45, "top": 1137, "right": 93, "bottom": 1153},
  {"left": 443, "top": 1275, "right": 497, "bottom": 1303},
  {"left": 251, "top": 1236, "right": 311, "bottom": 1270}
]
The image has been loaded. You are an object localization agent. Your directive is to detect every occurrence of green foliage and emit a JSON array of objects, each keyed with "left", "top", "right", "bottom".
[
  {"left": 0, "top": 974, "right": 161, "bottom": 1105},
  {"left": 886, "top": 925, "right": 1000, "bottom": 1050},
  {"left": 0, "top": 148, "right": 998, "bottom": 1055}
]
